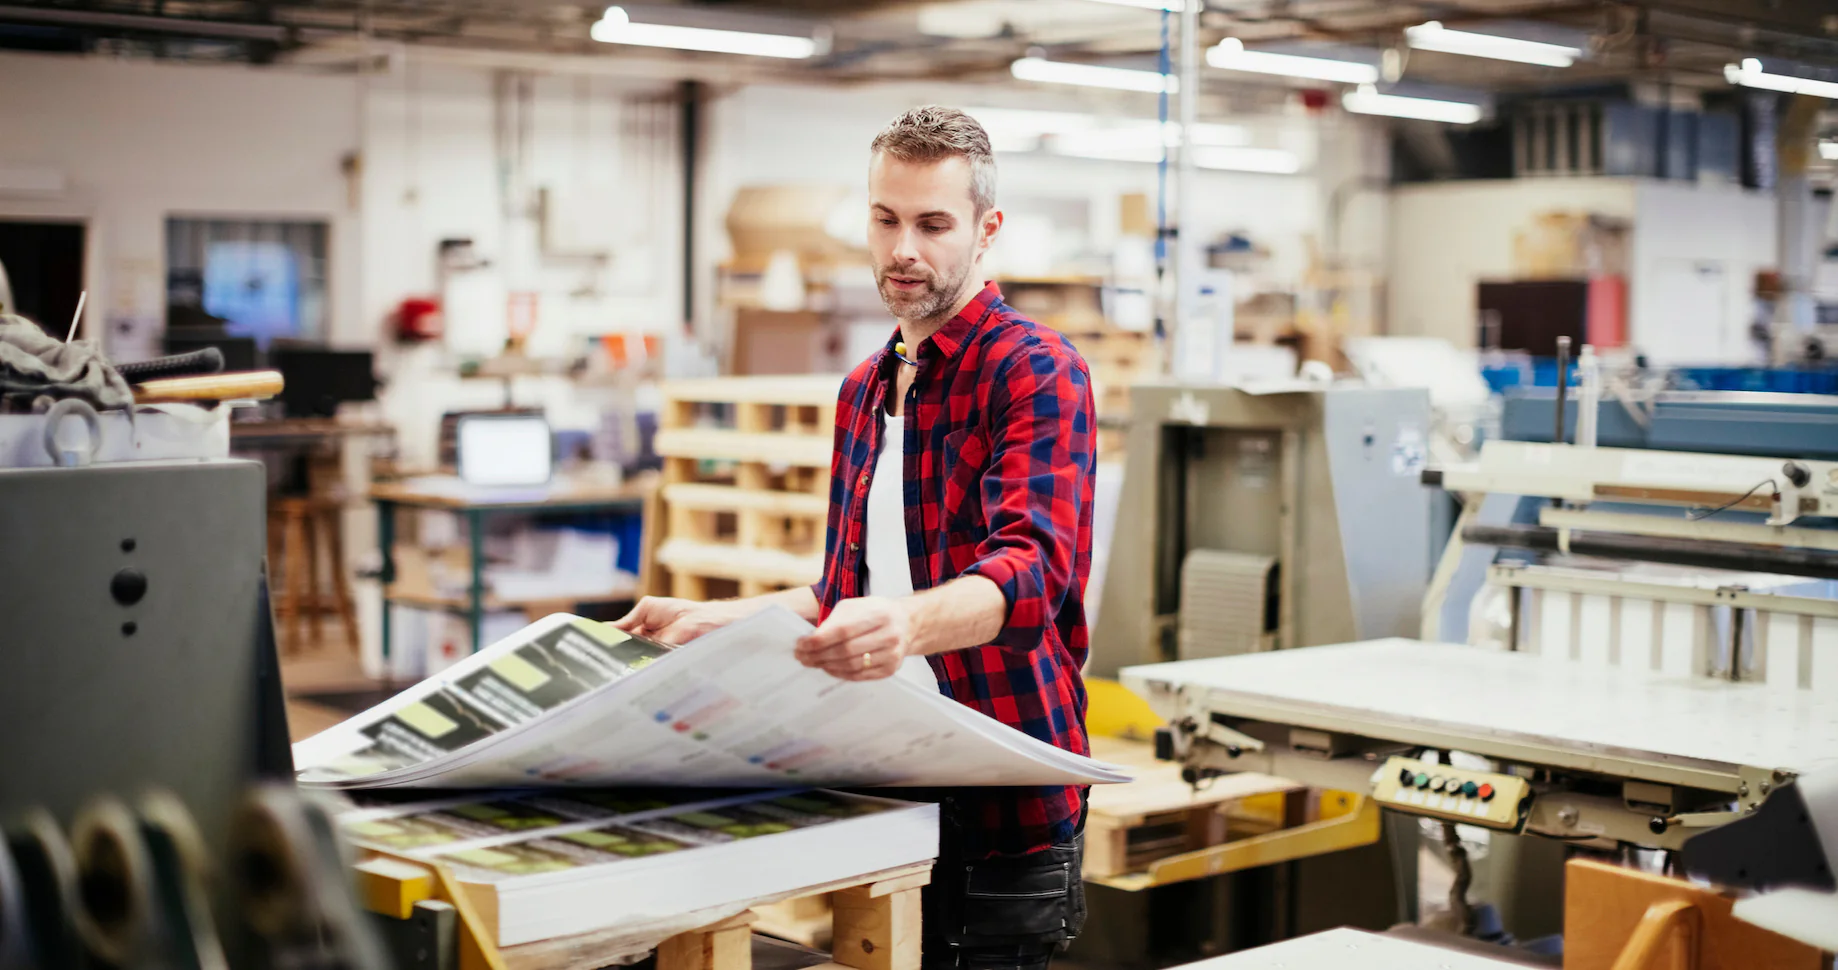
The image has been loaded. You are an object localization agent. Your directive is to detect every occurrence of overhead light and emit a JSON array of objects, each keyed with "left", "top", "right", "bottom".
[
  {"left": 1404, "top": 21, "right": 1580, "bottom": 68},
  {"left": 1207, "top": 38, "right": 1379, "bottom": 85},
  {"left": 1011, "top": 56, "right": 1177, "bottom": 94},
  {"left": 590, "top": 6, "right": 817, "bottom": 59},
  {"left": 1192, "top": 147, "right": 1301, "bottom": 174},
  {"left": 1079, "top": 0, "right": 1187, "bottom": 10},
  {"left": 1725, "top": 58, "right": 1838, "bottom": 100},
  {"left": 970, "top": 108, "right": 1249, "bottom": 157},
  {"left": 1822, "top": 140, "right": 1838, "bottom": 161},
  {"left": 1054, "top": 140, "right": 1300, "bottom": 173},
  {"left": 1342, "top": 84, "right": 1482, "bottom": 124}
]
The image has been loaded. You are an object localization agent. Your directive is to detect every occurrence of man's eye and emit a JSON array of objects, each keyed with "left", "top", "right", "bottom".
[
  {"left": 878, "top": 218, "right": 897, "bottom": 226},
  {"left": 924, "top": 224, "right": 947, "bottom": 233}
]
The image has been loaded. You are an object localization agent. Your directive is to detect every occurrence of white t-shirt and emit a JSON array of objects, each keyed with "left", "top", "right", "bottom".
[{"left": 864, "top": 413, "right": 943, "bottom": 692}]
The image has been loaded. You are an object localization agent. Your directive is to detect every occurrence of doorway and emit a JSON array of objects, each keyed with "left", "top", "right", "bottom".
[{"left": 0, "top": 220, "right": 86, "bottom": 336}]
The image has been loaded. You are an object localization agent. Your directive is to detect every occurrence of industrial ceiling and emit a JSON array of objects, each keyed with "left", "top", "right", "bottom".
[{"left": 0, "top": 0, "right": 1832, "bottom": 98}]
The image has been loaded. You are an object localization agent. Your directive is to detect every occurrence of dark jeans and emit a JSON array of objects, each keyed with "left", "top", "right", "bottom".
[{"left": 920, "top": 797, "right": 1087, "bottom": 970}]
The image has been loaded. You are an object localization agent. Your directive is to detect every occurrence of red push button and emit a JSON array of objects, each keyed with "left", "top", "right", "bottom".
[{"left": 1478, "top": 783, "right": 1495, "bottom": 801}]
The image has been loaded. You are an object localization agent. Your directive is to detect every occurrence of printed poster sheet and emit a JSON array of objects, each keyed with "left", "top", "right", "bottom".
[{"left": 294, "top": 607, "right": 1130, "bottom": 789}]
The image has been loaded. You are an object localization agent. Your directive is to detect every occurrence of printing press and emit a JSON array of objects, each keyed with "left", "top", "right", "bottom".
[{"left": 1122, "top": 431, "right": 1838, "bottom": 946}]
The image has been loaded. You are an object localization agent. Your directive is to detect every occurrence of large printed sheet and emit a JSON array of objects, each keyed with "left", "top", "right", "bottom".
[{"left": 295, "top": 607, "right": 1130, "bottom": 789}]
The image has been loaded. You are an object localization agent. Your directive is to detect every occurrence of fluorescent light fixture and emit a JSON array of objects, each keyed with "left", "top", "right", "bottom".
[
  {"left": 1011, "top": 56, "right": 1177, "bottom": 94},
  {"left": 1053, "top": 135, "right": 1168, "bottom": 164},
  {"left": 1821, "top": 140, "right": 1838, "bottom": 161},
  {"left": 1342, "top": 84, "right": 1482, "bottom": 124},
  {"left": 590, "top": 6, "right": 817, "bottom": 59},
  {"left": 966, "top": 107, "right": 1103, "bottom": 137},
  {"left": 970, "top": 108, "right": 1249, "bottom": 157},
  {"left": 1055, "top": 140, "right": 1299, "bottom": 173},
  {"left": 1404, "top": 21, "right": 1580, "bottom": 67},
  {"left": 1192, "top": 147, "right": 1301, "bottom": 174},
  {"left": 1724, "top": 58, "right": 1838, "bottom": 100},
  {"left": 1207, "top": 38, "right": 1379, "bottom": 84},
  {"left": 1080, "top": 0, "right": 1186, "bottom": 9}
]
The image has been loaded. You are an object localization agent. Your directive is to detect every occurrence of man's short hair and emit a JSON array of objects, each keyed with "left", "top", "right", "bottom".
[{"left": 870, "top": 106, "right": 996, "bottom": 215}]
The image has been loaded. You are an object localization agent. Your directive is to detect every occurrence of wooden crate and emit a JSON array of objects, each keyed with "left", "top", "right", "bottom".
[
  {"left": 647, "top": 376, "right": 843, "bottom": 600},
  {"left": 1083, "top": 761, "right": 1305, "bottom": 880},
  {"left": 507, "top": 862, "right": 930, "bottom": 970},
  {"left": 1047, "top": 325, "right": 1160, "bottom": 459},
  {"left": 356, "top": 848, "right": 928, "bottom": 970}
]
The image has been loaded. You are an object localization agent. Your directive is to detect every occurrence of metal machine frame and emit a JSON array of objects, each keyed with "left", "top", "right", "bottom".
[
  {"left": 1129, "top": 437, "right": 1838, "bottom": 864},
  {"left": 1091, "top": 382, "right": 1434, "bottom": 677}
]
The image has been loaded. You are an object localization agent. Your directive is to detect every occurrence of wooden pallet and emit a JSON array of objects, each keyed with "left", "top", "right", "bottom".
[
  {"left": 1045, "top": 326, "right": 1160, "bottom": 459},
  {"left": 1083, "top": 759, "right": 1304, "bottom": 880},
  {"left": 509, "top": 862, "right": 929, "bottom": 970},
  {"left": 356, "top": 851, "right": 929, "bottom": 970},
  {"left": 1082, "top": 736, "right": 1303, "bottom": 881},
  {"left": 647, "top": 376, "right": 843, "bottom": 599}
]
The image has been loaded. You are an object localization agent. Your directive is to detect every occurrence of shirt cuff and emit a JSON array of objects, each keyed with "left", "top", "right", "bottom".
[{"left": 960, "top": 551, "right": 1044, "bottom": 654}]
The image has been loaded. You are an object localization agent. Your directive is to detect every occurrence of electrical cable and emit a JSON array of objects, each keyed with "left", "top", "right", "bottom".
[{"left": 1685, "top": 478, "right": 1780, "bottom": 522}]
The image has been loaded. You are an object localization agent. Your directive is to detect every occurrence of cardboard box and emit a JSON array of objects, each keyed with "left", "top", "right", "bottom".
[
  {"left": 726, "top": 185, "right": 866, "bottom": 273},
  {"left": 732, "top": 309, "right": 836, "bottom": 376}
]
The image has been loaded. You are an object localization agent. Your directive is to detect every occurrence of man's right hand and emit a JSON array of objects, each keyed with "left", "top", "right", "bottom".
[{"left": 613, "top": 596, "right": 746, "bottom": 645}]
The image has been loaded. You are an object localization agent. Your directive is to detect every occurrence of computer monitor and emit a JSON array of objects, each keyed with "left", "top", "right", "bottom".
[
  {"left": 272, "top": 348, "right": 378, "bottom": 418},
  {"left": 457, "top": 413, "right": 554, "bottom": 487}
]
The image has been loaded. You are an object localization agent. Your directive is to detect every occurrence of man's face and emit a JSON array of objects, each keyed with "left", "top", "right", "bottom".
[{"left": 867, "top": 153, "right": 1001, "bottom": 324}]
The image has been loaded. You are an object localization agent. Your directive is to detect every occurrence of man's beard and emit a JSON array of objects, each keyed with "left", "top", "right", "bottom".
[{"left": 875, "top": 257, "right": 971, "bottom": 324}]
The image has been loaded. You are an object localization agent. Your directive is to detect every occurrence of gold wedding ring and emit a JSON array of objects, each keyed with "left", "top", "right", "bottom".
[{"left": 860, "top": 651, "right": 872, "bottom": 669}]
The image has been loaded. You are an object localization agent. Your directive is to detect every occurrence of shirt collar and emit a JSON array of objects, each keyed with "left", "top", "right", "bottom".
[{"left": 883, "top": 281, "right": 1002, "bottom": 367}]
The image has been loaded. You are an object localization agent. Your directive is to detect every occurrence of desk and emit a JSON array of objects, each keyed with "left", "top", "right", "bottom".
[
  {"left": 371, "top": 473, "right": 651, "bottom": 657},
  {"left": 230, "top": 417, "right": 397, "bottom": 451},
  {"left": 1173, "top": 928, "right": 1532, "bottom": 969},
  {"left": 235, "top": 419, "right": 398, "bottom": 650}
]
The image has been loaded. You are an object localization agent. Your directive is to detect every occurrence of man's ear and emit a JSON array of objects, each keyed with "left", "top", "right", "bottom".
[{"left": 977, "top": 208, "right": 1004, "bottom": 258}]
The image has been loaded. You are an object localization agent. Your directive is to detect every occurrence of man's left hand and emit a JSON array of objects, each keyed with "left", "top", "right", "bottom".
[{"left": 794, "top": 596, "right": 916, "bottom": 681}]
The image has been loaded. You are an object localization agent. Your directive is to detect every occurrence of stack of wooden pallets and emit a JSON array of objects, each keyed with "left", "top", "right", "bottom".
[{"left": 645, "top": 375, "right": 844, "bottom": 600}]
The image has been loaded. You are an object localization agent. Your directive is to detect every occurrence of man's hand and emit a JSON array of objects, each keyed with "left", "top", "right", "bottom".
[
  {"left": 614, "top": 596, "right": 746, "bottom": 645},
  {"left": 794, "top": 596, "right": 915, "bottom": 681}
]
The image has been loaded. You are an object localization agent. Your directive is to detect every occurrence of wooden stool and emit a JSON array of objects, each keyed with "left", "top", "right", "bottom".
[{"left": 269, "top": 495, "right": 358, "bottom": 653}]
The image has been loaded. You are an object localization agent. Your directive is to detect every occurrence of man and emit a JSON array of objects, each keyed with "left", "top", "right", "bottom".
[{"left": 617, "top": 105, "right": 1096, "bottom": 970}]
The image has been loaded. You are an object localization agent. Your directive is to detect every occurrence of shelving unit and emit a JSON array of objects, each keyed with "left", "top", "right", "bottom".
[{"left": 647, "top": 376, "right": 844, "bottom": 600}]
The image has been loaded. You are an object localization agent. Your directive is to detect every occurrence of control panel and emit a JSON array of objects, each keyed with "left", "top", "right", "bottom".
[{"left": 1371, "top": 756, "right": 1532, "bottom": 830}]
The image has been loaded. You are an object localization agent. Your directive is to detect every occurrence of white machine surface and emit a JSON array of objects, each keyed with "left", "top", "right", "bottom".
[
  {"left": 1123, "top": 638, "right": 1838, "bottom": 784},
  {"left": 1173, "top": 928, "right": 1530, "bottom": 969}
]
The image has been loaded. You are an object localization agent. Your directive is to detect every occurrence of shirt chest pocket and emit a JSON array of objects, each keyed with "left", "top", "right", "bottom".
[{"left": 941, "top": 427, "right": 991, "bottom": 527}]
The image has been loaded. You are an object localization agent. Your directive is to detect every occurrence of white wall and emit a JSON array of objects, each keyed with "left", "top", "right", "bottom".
[
  {"left": 0, "top": 51, "right": 684, "bottom": 361},
  {"left": 1386, "top": 177, "right": 1638, "bottom": 347},
  {"left": 1386, "top": 175, "right": 1777, "bottom": 362},
  {"left": 700, "top": 82, "right": 1345, "bottom": 343},
  {"left": 358, "top": 64, "right": 683, "bottom": 348},
  {"left": 0, "top": 52, "right": 361, "bottom": 349},
  {"left": 1629, "top": 181, "right": 1774, "bottom": 364}
]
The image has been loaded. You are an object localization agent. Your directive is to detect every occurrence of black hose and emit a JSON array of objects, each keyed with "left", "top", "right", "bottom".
[{"left": 115, "top": 348, "right": 224, "bottom": 382}]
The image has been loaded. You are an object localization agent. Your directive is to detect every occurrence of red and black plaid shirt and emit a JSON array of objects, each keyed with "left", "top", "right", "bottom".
[{"left": 812, "top": 281, "right": 1096, "bottom": 858}]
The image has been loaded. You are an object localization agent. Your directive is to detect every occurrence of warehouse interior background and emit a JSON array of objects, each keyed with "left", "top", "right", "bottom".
[{"left": 3, "top": 0, "right": 1838, "bottom": 966}]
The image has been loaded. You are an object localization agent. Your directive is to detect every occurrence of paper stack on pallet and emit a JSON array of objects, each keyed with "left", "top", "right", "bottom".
[
  {"left": 297, "top": 608, "right": 1127, "bottom": 947},
  {"left": 338, "top": 788, "right": 936, "bottom": 946}
]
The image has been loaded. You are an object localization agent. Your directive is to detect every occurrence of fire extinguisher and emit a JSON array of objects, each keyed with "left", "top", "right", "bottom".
[{"left": 393, "top": 296, "right": 442, "bottom": 342}]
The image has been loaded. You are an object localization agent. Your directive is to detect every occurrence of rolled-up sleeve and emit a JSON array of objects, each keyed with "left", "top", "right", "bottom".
[{"left": 959, "top": 340, "right": 1095, "bottom": 653}]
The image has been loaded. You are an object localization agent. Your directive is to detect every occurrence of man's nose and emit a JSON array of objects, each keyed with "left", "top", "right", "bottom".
[{"left": 891, "top": 226, "right": 921, "bottom": 265}]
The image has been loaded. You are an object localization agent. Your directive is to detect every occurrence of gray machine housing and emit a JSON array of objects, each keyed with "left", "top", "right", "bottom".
[
  {"left": 0, "top": 459, "right": 291, "bottom": 856},
  {"left": 1091, "top": 383, "right": 1434, "bottom": 676}
]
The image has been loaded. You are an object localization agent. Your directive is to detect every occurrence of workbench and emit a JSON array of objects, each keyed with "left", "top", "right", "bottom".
[
  {"left": 371, "top": 473, "right": 651, "bottom": 657},
  {"left": 1125, "top": 638, "right": 1838, "bottom": 847}
]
